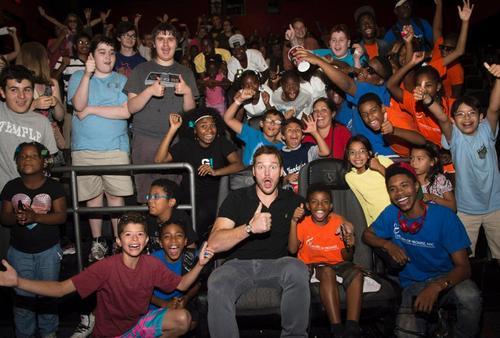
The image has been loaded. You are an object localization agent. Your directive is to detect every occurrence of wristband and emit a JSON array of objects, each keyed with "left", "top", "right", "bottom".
[{"left": 422, "top": 95, "right": 435, "bottom": 107}]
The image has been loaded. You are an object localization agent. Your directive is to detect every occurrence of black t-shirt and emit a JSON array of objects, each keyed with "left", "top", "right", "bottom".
[
  {"left": 146, "top": 209, "right": 198, "bottom": 253},
  {"left": 1, "top": 177, "right": 65, "bottom": 253},
  {"left": 170, "top": 137, "right": 236, "bottom": 202},
  {"left": 218, "top": 185, "right": 303, "bottom": 260}
]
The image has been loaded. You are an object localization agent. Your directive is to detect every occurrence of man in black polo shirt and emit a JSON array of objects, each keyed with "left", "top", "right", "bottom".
[{"left": 207, "top": 145, "right": 309, "bottom": 338}]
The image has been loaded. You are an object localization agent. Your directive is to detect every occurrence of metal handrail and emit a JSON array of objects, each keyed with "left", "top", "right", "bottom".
[{"left": 52, "top": 163, "right": 196, "bottom": 272}]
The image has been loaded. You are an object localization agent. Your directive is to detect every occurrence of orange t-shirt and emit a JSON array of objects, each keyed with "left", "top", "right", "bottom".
[
  {"left": 297, "top": 214, "right": 345, "bottom": 265},
  {"left": 443, "top": 62, "right": 464, "bottom": 98},
  {"left": 364, "top": 43, "right": 379, "bottom": 59},
  {"left": 386, "top": 98, "right": 420, "bottom": 157},
  {"left": 400, "top": 90, "right": 454, "bottom": 146}
]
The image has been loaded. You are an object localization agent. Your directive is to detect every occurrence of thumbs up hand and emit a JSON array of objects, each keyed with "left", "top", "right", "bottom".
[
  {"left": 249, "top": 202, "right": 272, "bottom": 234},
  {"left": 292, "top": 203, "right": 305, "bottom": 223},
  {"left": 381, "top": 112, "right": 394, "bottom": 135}
]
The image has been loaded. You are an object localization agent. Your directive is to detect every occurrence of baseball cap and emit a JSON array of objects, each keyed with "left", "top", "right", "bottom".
[
  {"left": 394, "top": 0, "right": 409, "bottom": 9},
  {"left": 229, "top": 34, "right": 245, "bottom": 48},
  {"left": 354, "top": 5, "right": 376, "bottom": 23}
]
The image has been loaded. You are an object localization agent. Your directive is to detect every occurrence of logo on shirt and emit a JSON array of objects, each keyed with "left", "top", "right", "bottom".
[{"left": 201, "top": 158, "right": 214, "bottom": 168}]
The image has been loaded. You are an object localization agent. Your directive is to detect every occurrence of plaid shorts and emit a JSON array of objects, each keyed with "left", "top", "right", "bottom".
[{"left": 118, "top": 307, "right": 167, "bottom": 338}]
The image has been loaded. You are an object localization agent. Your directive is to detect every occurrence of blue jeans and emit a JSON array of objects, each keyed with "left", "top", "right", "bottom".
[
  {"left": 395, "top": 278, "right": 481, "bottom": 338},
  {"left": 7, "top": 244, "right": 62, "bottom": 338},
  {"left": 207, "top": 257, "right": 310, "bottom": 338}
]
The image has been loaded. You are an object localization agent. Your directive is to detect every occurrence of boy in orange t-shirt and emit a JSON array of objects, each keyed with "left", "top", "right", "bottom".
[{"left": 288, "top": 184, "right": 362, "bottom": 337}]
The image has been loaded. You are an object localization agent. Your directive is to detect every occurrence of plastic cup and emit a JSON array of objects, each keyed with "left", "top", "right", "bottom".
[{"left": 288, "top": 45, "right": 310, "bottom": 72}]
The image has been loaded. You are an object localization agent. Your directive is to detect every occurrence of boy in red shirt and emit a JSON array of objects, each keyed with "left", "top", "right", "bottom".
[{"left": 289, "top": 184, "right": 362, "bottom": 337}]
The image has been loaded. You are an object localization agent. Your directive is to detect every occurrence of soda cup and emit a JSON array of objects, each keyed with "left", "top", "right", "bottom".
[{"left": 288, "top": 45, "right": 310, "bottom": 72}]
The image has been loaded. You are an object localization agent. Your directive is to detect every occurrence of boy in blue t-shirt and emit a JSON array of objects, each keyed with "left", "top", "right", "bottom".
[
  {"left": 422, "top": 63, "right": 500, "bottom": 261},
  {"left": 363, "top": 163, "right": 481, "bottom": 337},
  {"left": 151, "top": 222, "right": 200, "bottom": 330},
  {"left": 224, "top": 88, "right": 284, "bottom": 166},
  {"left": 280, "top": 116, "right": 330, "bottom": 192}
]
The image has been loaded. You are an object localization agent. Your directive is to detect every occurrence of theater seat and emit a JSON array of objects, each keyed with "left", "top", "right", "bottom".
[{"left": 297, "top": 158, "right": 400, "bottom": 320}]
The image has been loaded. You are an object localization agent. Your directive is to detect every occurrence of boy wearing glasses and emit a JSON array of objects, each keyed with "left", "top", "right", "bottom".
[
  {"left": 114, "top": 21, "right": 146, "bottom": 78},
  {"left": 146, "top": 178, "right": 197, "bottom": 253},
  {"left": 224, "top": 88, "right": 284, "bottom": 166}
]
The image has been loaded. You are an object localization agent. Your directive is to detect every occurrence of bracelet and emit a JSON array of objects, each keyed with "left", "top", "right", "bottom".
[{"left": 422, "top": 95, "right": 435, "bottom": 107}]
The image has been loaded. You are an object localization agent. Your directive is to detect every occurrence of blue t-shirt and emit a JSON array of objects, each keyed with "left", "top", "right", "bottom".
[
  {"left": 335, "top": 101, "right": 395, "bottom": 156},
  {"left": 281, "top": 143, "right": 318, "bottom": 176},
  {"left": 150, "top": 249, "right": 184, "bottom": 309},
  {"left": 67, "top": 71, "right": 129, "bottom": 152},
  {"left": 346, "top": 81, "right": 391, "bottom": 106},
  {"left": 312, "top": 49, "right": 368, "bottom": 68},
  {"left": 384, "top": 18, "right": 434, "bottom": 52},
  {"left": 371, "top": 203, "right": 470, "bottom": 288},
  {"left": 442, "top": 121, "right": 500, "bottom": 214},
  {"left": 238, "top": 123, "right": 283, "bottom": 166}
]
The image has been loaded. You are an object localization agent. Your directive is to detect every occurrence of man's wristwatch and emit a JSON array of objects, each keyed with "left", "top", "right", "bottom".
[{"left": 245, "top": 224, "right": 253, "bottom": 235}]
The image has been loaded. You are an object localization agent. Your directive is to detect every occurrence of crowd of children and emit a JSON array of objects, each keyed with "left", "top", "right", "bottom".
[{"left": 0, "top": 0, "right": 499, "bottom": 336}]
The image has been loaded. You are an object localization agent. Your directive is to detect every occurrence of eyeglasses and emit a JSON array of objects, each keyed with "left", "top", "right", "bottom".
[
  {"left": 145, "top": 194, "right": 171, "bottom": 201},
  {"left": 348, "top": 149, "right": 368, "bottom": 156},
  {"left": 439, "top": 45, "right": 454, "bottom": 53},
  {"left": 78, "top": 40, "right": 90, "bottom": 45},
  {"left": 264, "top": 118, "right": 282, "bottom": 125},
  {"left": 454, "top": 110, "right": 478, "bottom": 119},
  {"left": 123, "top": 33, "right": 137, "bottom": 39}
]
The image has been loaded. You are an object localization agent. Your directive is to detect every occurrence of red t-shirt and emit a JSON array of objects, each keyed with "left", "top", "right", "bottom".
[
  {"left": 297, "top": 214, "right": 345, "bottom": 265},
  {"left": 400, "top": 90, "right": 454, "bottom": 146},
  {"left": 302, "top": 123, "right": 351, "bottom": 160},
  {"left": 71, "top": 254, "right": 181, "bottom": 337}
]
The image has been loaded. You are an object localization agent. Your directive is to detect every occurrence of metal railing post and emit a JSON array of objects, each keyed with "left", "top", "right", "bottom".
[{"left": 53, "top": 163, "right": 196, "bottom": 272}]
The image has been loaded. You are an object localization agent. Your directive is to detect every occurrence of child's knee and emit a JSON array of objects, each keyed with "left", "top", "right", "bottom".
[{"left": 163, "top": 308, "right": 191, "bottom": 334}]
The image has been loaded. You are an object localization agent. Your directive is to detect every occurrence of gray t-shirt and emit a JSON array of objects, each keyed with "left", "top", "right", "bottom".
[
  {"left": 0, "top": 102, "right": 58, "bottom": 190},
  {"left": 124, "top": 60, "right": 199, "bottom": 138}
]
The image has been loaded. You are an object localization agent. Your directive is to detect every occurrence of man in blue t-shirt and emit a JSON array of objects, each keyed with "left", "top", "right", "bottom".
[
  {"left": 363, "top": 163, "right": 481, "bottom": 338},
  {"left": 113, "top": 21, "right": 146, "bottom": 78}
]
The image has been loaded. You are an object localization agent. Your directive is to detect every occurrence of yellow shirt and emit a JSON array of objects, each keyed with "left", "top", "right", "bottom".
[
  {"left": 345, "top": 156, "right": 393, "bottom": 227},
  {"left": 194, "top": 48, "right": 232, "bottom": 73}
]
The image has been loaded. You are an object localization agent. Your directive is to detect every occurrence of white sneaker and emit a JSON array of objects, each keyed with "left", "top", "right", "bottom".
[
  {"left": 70, "top": 313, "right": 95, "bottom": 338},
  {"left": 88, "top": 239, "right": 108, "bottom": 263}
]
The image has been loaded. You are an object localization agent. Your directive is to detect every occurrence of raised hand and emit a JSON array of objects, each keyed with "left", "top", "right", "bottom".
[
  {"left": 381, "top": 112, "right": 394, "bottom": 135},
  {"left": 174, "top": 74, "right": 192, "bottom": 96},
  {"left": 484, "top": 63, "right": 500, "bottom": 78},
  {"left": 262, "top": 91, "right": 270, "bottom": 106},
  {"left": 401, "top": 25, "right": 414, "bottom": 42},
  {"left": 84, "top": 8, "right": 92, "bottom": 21},
  {"left": 85, "top": 54, "right": 96, "bottom": 76},
  {"left": 292, "top": 203, "right": 305, "bottom": 223},
  {"left": 302, "top": 115, "right": 318, "bottom": 134},
  {"left": 249, "top": 202, "right": 272, "bottom": 234},
  {"left": 0, "top": 260, "right": 18, "bottom": 288},
  {"left": 198, "top": 241, "right": 215, "bottom": 266},
  {"left": 410, "top": 51, "right": 425, "bottom": 66},
  {"left": 134, "top": 13, "right": 142, "bottom": 26},
  {"left": 285, "top": 24, "right": 296, "bottom": 41},
  {"left": 38, "top": 6, "right": 46, "bottom": 17},
  {"left": 284, "top": 108, "right": 296, "bottom": 120},
  {"left": 352, "top": 43, "right": 364, "bottom": 59},
  {"left": 169, "top": 113, "right": 182, "bottom": 130},
  {"left": 458, "top": 0, "right": 474, "bottom": 21},
  {"left": 100, "top": 9, "right": 111, "bottom": 23},
  {"left": 234, "top": 88, "right": 255, "bottom": 103}
]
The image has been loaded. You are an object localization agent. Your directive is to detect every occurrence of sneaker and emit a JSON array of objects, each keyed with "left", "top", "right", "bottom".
[
  {"left": 62, "top": 243, "right": 76, "bottom": 255},
  {"left": 88, "top": 239, "right": 108, "bottom": 262},
  {"left": 70, "top": 313, "right": 95, "bottom": 338}
]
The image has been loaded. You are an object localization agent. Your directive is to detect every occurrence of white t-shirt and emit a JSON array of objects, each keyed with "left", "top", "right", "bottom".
[
  {"left": 227, "top": 49, "right": 269, "bottom": 82},
  {"left": 243, "top": 84, "right": 274, "bottom": 118}
]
